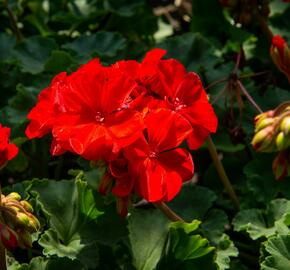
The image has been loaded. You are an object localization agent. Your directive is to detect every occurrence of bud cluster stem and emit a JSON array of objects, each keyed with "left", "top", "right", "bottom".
[
  {"left": 153, "top": 202, "right": 185, "bottom": 222},
  {"left": 206, "top": 136, "right": 240, "bottom": 210}
]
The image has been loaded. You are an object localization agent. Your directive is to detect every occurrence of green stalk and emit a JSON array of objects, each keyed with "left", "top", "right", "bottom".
[
  {"left": 154, "top": 202, "right": 185, "bottom": 222},
  {"left": 206, "top": 136, "right": 240, "bottom": 210}
]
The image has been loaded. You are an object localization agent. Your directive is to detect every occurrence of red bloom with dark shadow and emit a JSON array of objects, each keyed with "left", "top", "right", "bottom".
[
  {"left": 0, "top": 124, "right": 18, "bottom": 169},
  {"left": 124, "top": 109, "right": 194, "bottom": 202},
  {"left": 270, "top": 35, "right": 290, "bottom": 82},
  {"left": 26, "top": 59, "right": 143, "bottom": 161},
  {"left": 152, "top": 59, "right": 218, "bottom": 149},
  {"left": 25, "top": 49, "right": 218, "bottom": 214}
]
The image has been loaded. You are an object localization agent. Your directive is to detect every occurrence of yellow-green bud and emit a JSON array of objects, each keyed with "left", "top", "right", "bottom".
[
  {"left": 255, "top": 117, "right": 275, "bottom": 132},
  {"left": 252, "top": 126, "right": 276, "bottom": 152},
  {"left": 16, "top": 212, "right": 30, "bottom": 227},
  {"left": 6, "top": 192, "right": 21, "bottom": 201},
  {"left": 276, "top": 132, "right": 286, "bottom": 151},
  {"left": 20, "top": 201, "right": 33, "bottom": 213},
  {"left": 27, "top": 216, "right": 40, "bottom": 232},
  {"left": 272, "top": 152, "right": 288, "bottom": 181},
  {"left": 280, "top": 116, "right": 290, "bottom": 136}
]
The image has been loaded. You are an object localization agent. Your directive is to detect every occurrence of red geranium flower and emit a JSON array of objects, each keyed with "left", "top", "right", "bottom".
[
  {"left": 153, "top": 59, "right": 218, "bottom": 149},
  {"left": 26, "top": 59, "right": 143, "bottom": 161},
  {"left": 270, "top": 35, "right": 290, "bottom": 82},
  {"left": 124, "top": 109, "right": 194, "bottom": 202},
  {"left": 25, "top": 49, "right": 218, "bottom": 212},
  {"left": 0, "top": 124, "right": 18, "bottom": 169},
  {"left": 115, "top": 49, "right": 218, "bottom": 149}
]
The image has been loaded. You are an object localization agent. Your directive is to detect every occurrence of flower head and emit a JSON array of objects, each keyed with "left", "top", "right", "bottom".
[
  {"left": 270, "top": 35, "right": 290, "bottom": 82},
  {"left": 25, "top": 49, "right": 218, "bottom": 213},
  {"left": 0, "top": 124, "right": 18, "bottom": 169}
]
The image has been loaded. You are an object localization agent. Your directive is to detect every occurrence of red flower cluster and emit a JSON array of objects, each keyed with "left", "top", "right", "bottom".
[
  {"left": 270, "top": 35, "right": 290, "bottom": 82},
  {"left": 26, "top": 49, "right": 217, "bottom": 215},
  {"left": 0, "top": 124, "right": 18, "bottom": 169}
]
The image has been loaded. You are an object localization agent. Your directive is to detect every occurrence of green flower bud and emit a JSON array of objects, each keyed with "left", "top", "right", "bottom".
[
  {"left": 252, "top": 126, "right": 276, "bottom": 152},
  {"left": 272, "top": 153, "right": 288, "bottom": 181},
  {"left": 280, "top": 116, "right": 290, "bottom": 136},
  {"left": 27, "top": 215, "right": 40, "bottom": 232},
  {"left": 20, "top": 200, "right": 34, "bottom": 213},
  {"left": 255, "top": 117, "right": 275, "bottom": 132},
  {"left": 276, "top": 132, "right": 286, "bottom": 151},
  {"left": 6, "top": 192, "right": 21, "bottom": 201},
  {"left": 254, "top": 110, "right": 275, "bottom": 124},
  {"left": 16, "top": 212, "right": 30, "bottom": 227}
]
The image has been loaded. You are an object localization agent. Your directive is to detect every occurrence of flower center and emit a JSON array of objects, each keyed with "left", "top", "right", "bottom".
[
  {"left": 148, "top": 151, "right": 158, "bottom": 158},
  {"left": 172, "top": 98, "right": 187, "bottom": 111},
  {"left": 95, "top": 112, "right": 105, "bottom": 123}
]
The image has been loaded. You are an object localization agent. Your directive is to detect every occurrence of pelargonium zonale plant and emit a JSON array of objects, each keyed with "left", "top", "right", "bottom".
[
  {"left": 25, "top": 49, "right": 218, "bottom": 216},
  {"left": 3, "top": 1, "right": 290, "bottom": 269}
]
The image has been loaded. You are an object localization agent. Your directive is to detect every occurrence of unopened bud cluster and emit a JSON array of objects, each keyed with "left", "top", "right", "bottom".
[
  {"left": 219, "top": 0, "right": 270, "bottom": 25},
  {"left": 0, "top": 192, "right": 40, "bottom": 250},
  {"left": 252, "top": 104, "right": 290, "bottom": 180}
]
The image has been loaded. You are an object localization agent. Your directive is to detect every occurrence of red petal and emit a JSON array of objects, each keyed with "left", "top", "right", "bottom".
[
  {"left": 6, "top": 144, "right": 18, "bottom": 161},
  {"left": 174, "top": 72, "right": 203, "bottom": 105},
  {"left": 142, "top": 48, "right": 167, "bottom": 65},
  {"left": 107, "top": 110, "right": 143, "bottom": 148},
  {"left": 158, "top": 148, "right": 194, "bottom": 183},
  {"left": 112, "top": 176, "right": 135, "bottom": 197},
  {"left": 181, "top": 93, "right": 218, "bottom": 133},
  {"left": 145, "top": 109, "right": 192, "bottom": 151},
  {"left": 154, "top": 59, "right": 187, "bottom": 97},
  {"left": 52, "top": 124, "right": 113, "bottom": 160},
  {"left": 187, "top": 126, "right": 211, "bottom": 150},
  {"left": 134, "top": 158, "right": 182, "bottom": 203},
  {"left": 136, "top": 158, "right": 165, "bottom": 202}
]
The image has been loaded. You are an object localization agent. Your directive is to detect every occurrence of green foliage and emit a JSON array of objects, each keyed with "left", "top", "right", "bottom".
[
  {"left": 128, "top": 209, "right": 170, "bottom": 270},
  {"left": 30, "top": 179, "right": 102, "bottom": 268},
  {"left": 1, "top": 0, "right": 290, "bottom": 269},
  {"left": 233, "top": 199, "right": 290, "bottom": 240},
  {"left": 261, "top": 235, "right": 290, "bottom": 270}
]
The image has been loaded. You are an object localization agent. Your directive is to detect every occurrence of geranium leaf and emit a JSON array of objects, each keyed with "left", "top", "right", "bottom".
[
  {"left": 261, "top": 235, "right": 290, "bottom": 270},
  {"left": 8, "top": 256, "right": 83, "bottom": 270},
  {"left": 233, "top": 199, "right": 290, "bottom": 240},
  {"left": 159, "top": 32, "right": 218, "bottom": 73},
  {"left": 215, "top": 234, "right": 239, "bottom": 270},
  {"left": 158, "top": 220, "right": 216, "bottom": 270},
  {"left": 12, "top": 36, "right": 58, "bottom": 74},
  {"left": 63, "top": 32, "right": 126, "bottom": 62},
  {"left": 168, "top": 185, "right": 217, "bottom": 221},
  {"left": 128, "top": 209, "right": 170, "bottom": 270},
  {"left": 30, "top": 179, "right": 103, "bottom": 268}
]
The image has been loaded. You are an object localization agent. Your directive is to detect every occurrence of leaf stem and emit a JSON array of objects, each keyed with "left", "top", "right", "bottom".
[
  {"left": 153, "top": 202, "right": 185, "bottom": 222},
  {"left": 3, "top": 0, "right": 23, "bottom": 42},
  {"left": 237, "top": 80, "right": 263, "bottom": 114},
  {"left": 206, "top": 136, "right": 240, "bottom": 210},
  {"left": 254, "top": 5, "right": 273, "bottom": 40},
  {"left": 205, "top": 77, "right": 228, "bottom": 90}
]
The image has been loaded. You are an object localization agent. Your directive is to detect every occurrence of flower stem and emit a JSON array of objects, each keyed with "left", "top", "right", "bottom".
[
  {"left": 206, "top": 136, "right": 240, "bottom": 210},
  {"left": 237, "top": 80, "right": 263, "bottom": 114},
  {"left": 0, "top": 184, "right": 7, "bottom": 270},
  {"left": 153, "top": 202, "right": 185, "bottom": 222},
  {"left": 254, "top": 5, "right": 273, "bottom": 40},
  {"left": 3, "top": 0, "right": 23, "bottom": 42},
  {"left": 0, "top": 244, "right": 6, "bottom": 270}
]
